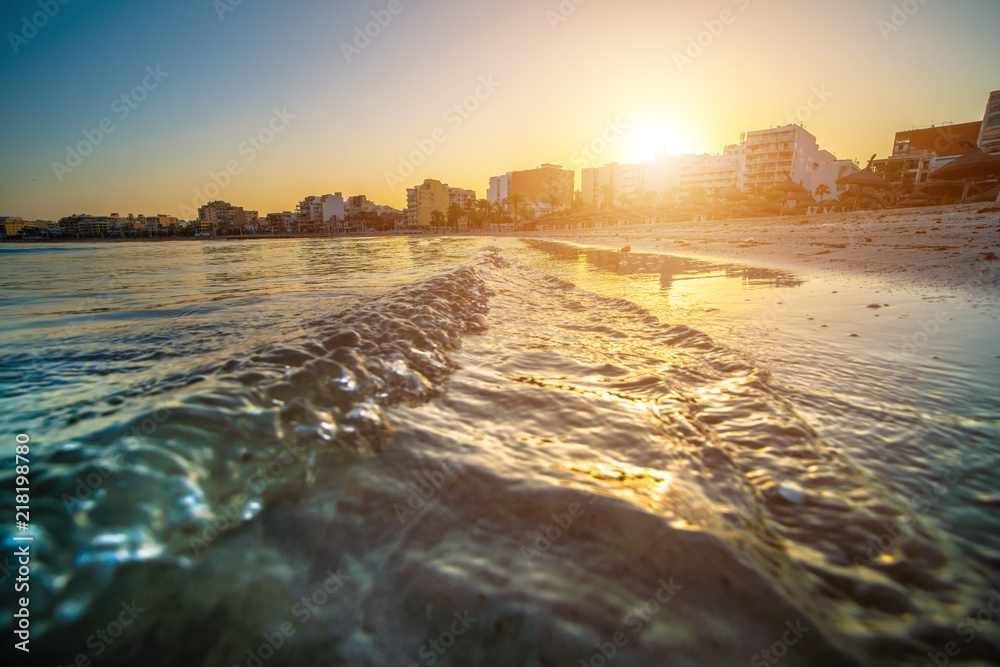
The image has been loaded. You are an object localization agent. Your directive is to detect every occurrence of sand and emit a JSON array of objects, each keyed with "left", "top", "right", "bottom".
[{"left": 525, "top": 203, "right": 1000, "bottom": 293}]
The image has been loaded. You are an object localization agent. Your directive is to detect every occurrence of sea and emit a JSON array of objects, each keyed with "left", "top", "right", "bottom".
[{"left": 1, "top": 237, "right": 999, "bottom": 667}]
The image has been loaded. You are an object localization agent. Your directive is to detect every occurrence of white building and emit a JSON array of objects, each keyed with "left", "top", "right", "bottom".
[
  {"left": 488, "top": 175, "right": 509, "bottom": 204},
  {"left": 742, "top": 125, "right": 821, "bottom": 194},
  {"left": 297, "top": 193, "right": 345, "bottom": 226},
  {"left": 811, "top": 157, "right": 860, "bottom": 200}
]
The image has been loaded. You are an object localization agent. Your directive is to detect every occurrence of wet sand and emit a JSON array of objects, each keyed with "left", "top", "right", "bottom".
[{"left": 525, "top": 203, "right": 1000, "bottom": 293}]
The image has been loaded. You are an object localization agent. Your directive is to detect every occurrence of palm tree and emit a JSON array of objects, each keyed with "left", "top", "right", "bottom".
[
  {"left": 476, "top": 199, "right": 489, "bottom": 230},
  {"left": 490, "top": 201, "right": 505, "bottom": 226},
  {"left": 814, "top": 183, "right": 831, "bottom": 201},
  {"left": 544, "top": 192, "right": 563, "bottom": 211},
  {"left": 571, "top": 190, "right": 584, "bottom": 212},
  {"left": 430, "top": 210, "right": 445, "bottom": 227},
  {"left": 599, "top": 183, "right": 616, "bottom": 209},
  {"left": 506, "top": 193, "right": 524, "bottom": 225}
]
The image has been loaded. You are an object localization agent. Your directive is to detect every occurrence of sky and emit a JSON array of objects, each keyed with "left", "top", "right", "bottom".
[{"left": 0, "top": 0, "right": 998, "bottom": 221}]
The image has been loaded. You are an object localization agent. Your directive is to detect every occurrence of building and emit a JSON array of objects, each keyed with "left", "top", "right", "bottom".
[
  {"left": 979, "top": 90, "right": 1000, "bottom": 155},
  {"left": 741, "top": 125, "right": 823, "bottom": 194},
  {"left": 891, "top": 121, "right": 982, "bottom": 158},
  {"left": 296, "top": 193, "right": 345, "bottom": 232},
  {"left": 57, "top": 214, "right": 125, "bottom": 238},
  {"left": 581, "top": 162, "right": 644, "bottom": 206},
  {"left": 872, "top": 120, "right": 982, "bottom": 188},
  {"left": 406, "top": 179, "right": 452, "bottom": 227},
  {"left": 198, "top": 201, "right": 258, "bottom": 235},
  {"left": 680, "top": 153, "right": 742, "bottom": 193},
  {"left": 266, "top": 211, "right": 295, "bottom": 233},
  {"left": 488, "top": 164, "right": 574, "bottom": 211},
  {"left": 488, "top": 175, "right": 509, "bottom": 204},
  {"left": 812, "top": 157, "right": 860, "bottom": 200},
  {"left": 447, "top": 187, "right": 477, "bottom": 212},
  {"left": 1, "top": 217, "right": 26, "bottom": 238}
]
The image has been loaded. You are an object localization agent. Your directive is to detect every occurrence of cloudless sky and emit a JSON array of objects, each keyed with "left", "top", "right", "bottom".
[{"left": 1, "top": 0, "right": 998, "bottom": 220}]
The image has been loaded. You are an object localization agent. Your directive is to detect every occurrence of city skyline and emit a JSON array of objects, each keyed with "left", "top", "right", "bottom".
[{"left": 1, "top": 0, "right": 999, "bottom": 221}]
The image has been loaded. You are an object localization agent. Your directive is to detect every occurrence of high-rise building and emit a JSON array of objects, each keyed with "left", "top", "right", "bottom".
[{"left": 741, "top": 125, "right": 822, "bottom": 193}]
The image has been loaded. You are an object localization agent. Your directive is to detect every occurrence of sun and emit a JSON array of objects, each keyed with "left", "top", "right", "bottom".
[{"left": 625, "top": 125, "right": 694, "bottom": 162}]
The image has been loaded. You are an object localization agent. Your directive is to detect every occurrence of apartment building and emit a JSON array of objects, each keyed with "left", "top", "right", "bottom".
[
  {"left": 742, "top": 125, "right": 820, "bottom": 193},
  {"left": 406, "top": 179, "right": 453, "bottom": 227},
  {"left": 297, "top": 193, "right": 345, "bottom": 230}
]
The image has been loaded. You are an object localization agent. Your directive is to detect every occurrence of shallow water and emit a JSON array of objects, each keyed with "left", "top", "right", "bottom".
[{"left": 1, "top": 238, "right": 998, "bottom": 666}]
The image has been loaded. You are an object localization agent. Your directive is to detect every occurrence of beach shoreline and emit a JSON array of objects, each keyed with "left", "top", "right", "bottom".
[{"left": 523, "top": 203, "right": 1000, "bottom": 294}]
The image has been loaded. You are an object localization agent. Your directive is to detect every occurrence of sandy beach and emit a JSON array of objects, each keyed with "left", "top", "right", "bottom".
[{"left": 526, "top": 203, "right": 1000, "bottom": 293}]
